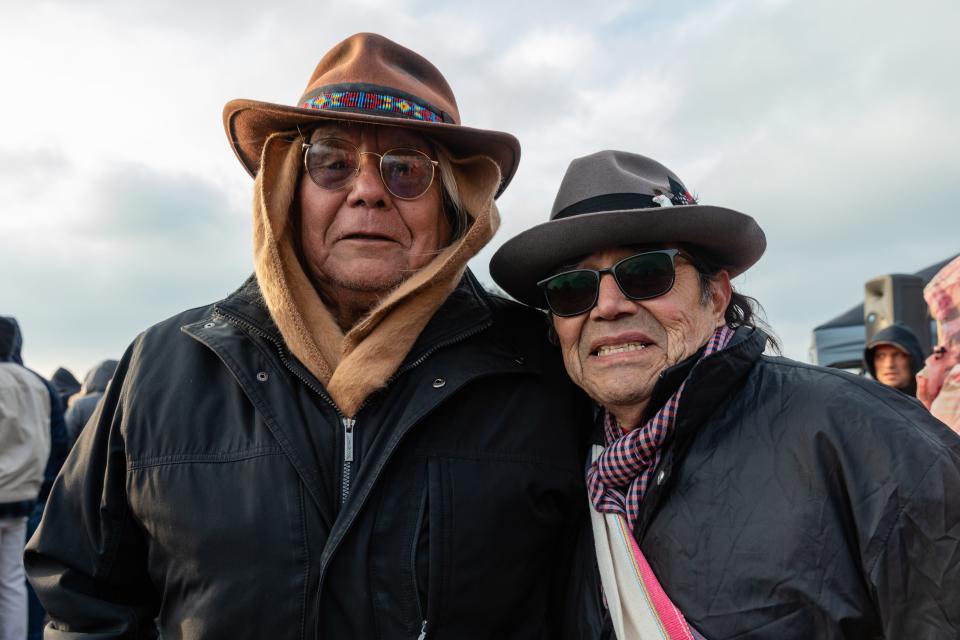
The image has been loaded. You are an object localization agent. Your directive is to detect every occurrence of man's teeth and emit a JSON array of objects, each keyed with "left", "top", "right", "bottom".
[{"left": 596, "top": 342, "right": 649, "bottom": 356}]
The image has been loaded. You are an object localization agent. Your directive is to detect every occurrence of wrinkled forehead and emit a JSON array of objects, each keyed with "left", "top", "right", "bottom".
[{"left": 307, "top": 121, "right": 433, "bottom": 152}]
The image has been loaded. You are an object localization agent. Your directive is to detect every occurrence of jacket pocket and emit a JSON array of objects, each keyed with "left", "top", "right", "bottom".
[
  {"left": 411, "top": 481, "right": 428, "bottom": 624},
  {"left": 412, "top": 456, "right": 451, "bottom": 638}
]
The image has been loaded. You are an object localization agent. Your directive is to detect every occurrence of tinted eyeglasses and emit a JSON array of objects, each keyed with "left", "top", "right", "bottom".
[
  {"left": 302, "top": 137, "right": 440, "bottom": 200},
  {"left": 537, "top": 249, "right": 681, "bottom": 317}
]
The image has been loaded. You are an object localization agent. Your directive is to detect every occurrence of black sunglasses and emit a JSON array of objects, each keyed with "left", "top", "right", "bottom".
[{"left": 537, "top": 249, "right": 681, "bottom": 317}]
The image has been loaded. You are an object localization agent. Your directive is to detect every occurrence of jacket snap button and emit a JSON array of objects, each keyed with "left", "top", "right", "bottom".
[
  {"left": 256, "top": 371, "right": 269, "bottom": 382},
  {"left": 204, "top": 322, "right": 215, "bottom": 329},
  {"left": 432, "top": 378, "right": 446, "bottom": 389},
  {"left": 656, "top": 470, "right": 666, "bottom": 485}
]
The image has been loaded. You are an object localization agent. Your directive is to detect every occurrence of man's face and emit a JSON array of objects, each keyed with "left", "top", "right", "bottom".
[
  {"left": 873, "top": 344, "right": 913, "bottom": 389},
  {"left": 552, "top": 247, "right": 730, "bottom": 426},
  {"left": 297, "top": 123, "right": 450, "bottom": 297}
]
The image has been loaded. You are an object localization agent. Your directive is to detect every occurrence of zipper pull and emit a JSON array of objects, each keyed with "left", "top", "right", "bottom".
[
  {"left": 417, "top": 620, "right": 428, "bottom": 640},
  {"left": 342, "top": 417, "right": 355, "bottom": 462}
]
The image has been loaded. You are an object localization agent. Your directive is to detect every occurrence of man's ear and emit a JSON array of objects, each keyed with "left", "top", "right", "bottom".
[{"left": 711, "top": 270, "right": 732, "bottom": 325}]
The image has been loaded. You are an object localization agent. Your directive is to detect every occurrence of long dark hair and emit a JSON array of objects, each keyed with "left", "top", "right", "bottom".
[{"left": 693, "top": 257, "right": 781, "bottom": 354}]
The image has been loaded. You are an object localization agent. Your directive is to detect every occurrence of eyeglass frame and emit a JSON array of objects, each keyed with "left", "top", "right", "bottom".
[
  {"left": 537, "top": 248, "right": 694, "bottom": 317},
  {"left": 300, "top": 137, "right": 441, "bottom": 201}
]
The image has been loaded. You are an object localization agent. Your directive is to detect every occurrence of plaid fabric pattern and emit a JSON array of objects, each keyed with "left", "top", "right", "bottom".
[
  {"left": 587, "top": 325, "right": 735, "bottom": 532},
  {"left": 301, "top": 90, "right": 443, "bottom": 122}
]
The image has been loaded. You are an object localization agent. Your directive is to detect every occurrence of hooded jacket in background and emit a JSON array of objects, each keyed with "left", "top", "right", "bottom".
[
  {"left": 863, "top": 323, "right": 925, "bottom": 396},
  {"left": 64, "top": 359, "right": 118, "bottom": 442},
  {"left": 50, "top": 367, "right": 81, "bottom": 408},
  {"left": 0, "top": 317, "right": 56, "bottom": 514}
]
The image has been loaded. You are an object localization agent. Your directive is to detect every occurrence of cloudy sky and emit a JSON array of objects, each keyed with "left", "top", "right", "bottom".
[{"left": 2, "top": 0, "right": 957, "bottom": 380}]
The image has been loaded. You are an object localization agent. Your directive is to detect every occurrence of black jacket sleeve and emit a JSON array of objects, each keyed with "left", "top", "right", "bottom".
[{"left": 24, "top": 343, "right": 160, "bottom": 638}]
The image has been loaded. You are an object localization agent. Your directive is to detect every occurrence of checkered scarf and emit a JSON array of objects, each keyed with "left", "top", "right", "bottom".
[{"left": 587, "top": 325, "right": 735, "bottom": 532}]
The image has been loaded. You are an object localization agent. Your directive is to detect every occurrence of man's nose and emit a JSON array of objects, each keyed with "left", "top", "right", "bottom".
[
  {"left": 591, "top": 272, "right": 638, "bottom": 320},
  {"left": 347, "top": 153, "right": 390, "bottom": 208}
]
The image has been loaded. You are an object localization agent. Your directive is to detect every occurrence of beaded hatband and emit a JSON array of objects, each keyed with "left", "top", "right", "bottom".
[{"left": 301, "top": 90, "right": 443, "bottom": 123}]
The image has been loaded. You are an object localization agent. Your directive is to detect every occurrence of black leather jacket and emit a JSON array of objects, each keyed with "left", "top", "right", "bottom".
[
  {"left": 625, "top": 328, "right": 960, "bottom": 639},
  {"left": 26, "top": 273, "right": 601, "bottom": 639}
]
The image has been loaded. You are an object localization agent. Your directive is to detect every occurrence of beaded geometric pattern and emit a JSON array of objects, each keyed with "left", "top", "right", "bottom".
[{"left": 301, "top": 90, "right": 442, "bottom": 122}]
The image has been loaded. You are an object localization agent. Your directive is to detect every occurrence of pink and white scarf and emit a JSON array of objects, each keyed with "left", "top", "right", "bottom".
[{"left": 586, "top": 325, "right": 734, "bottom": 639}]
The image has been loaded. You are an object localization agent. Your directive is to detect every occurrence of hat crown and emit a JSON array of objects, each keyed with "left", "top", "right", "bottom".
[
  {"left": 489, "top": 149, "right": 766, "bottom": 308},
  {"left": 299, "top": 33, "right": 460, "bottom": 125},
  {"left": 551, "top": 150, "right": 692, "bottom": 220}
]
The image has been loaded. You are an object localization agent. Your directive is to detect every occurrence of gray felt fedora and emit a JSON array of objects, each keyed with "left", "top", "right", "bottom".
[{"left": 490, "top": 150, "right": 766, "bottom": 308}]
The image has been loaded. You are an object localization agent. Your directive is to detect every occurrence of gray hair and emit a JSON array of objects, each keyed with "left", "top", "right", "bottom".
[{"left": 434, "top": 145, "right": 470, "bottom": 242}]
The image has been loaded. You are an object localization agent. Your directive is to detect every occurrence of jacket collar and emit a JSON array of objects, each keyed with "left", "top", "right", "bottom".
[
  {"left": 591, "top": 327, "right": 764, "bottom": 443},
  {"left": 633, "top": 326, "right": 768, "bottom": 537},
  {"left": 403, "top": 269, "right": 493, "bottom": 365},
  {"left": 641, "top": 344, "right": 703, "bottom": 425},
  {"left": 213, "top": 271, "right": 493, "bottom": 373},
  {"left": 666, "top": 326, "right": 767, "bottom": 440}
]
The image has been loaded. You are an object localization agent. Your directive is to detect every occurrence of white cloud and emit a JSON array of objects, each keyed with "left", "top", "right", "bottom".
[
  {"left": 2, "top": 0, "right": 958, "bottom": 374},
  {"left": 499, "top": 29, "right": 599, "bottom": 73}
]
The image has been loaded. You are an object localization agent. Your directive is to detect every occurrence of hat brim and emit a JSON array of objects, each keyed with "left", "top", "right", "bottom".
[
  {"left": 223, "top": 99, "right": 521, "bottom": 197},
  {"left": 490, "top": 205, "right": 766, "bottom": 308}
]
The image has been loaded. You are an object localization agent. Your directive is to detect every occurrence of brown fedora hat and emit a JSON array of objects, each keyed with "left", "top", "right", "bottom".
[
  {"left": 223, "top": 32, "right": 520, "bottom": 196},
  {"left": 490, "top": 150, "right": 767, "bottom": 308}
]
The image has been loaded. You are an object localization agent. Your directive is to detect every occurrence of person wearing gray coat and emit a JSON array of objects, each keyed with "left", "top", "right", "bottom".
[{"left": 64, "top": 359, "right": 118, "bottom": 443}]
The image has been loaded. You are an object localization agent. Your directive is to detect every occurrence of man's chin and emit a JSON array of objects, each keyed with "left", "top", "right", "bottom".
[
  {"left": 335, "top": 275, "right": 406, "bottom": 294},
  {"left": 315, "top": 258, "right": 413, "bottom": 293},
  {"left": 309, "top": 268, "right": 407, "bottom": 298},
  {"left": 587, "top": 379, "right": 654, "bottom": 412}
]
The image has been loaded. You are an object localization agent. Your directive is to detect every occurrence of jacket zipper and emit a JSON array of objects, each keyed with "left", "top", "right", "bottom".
[
  {"left": 341, "top": 417, "right": 355, "bottom": 506},
  {"left": 211, "top": 309, "right": 491, "bottom": 512},
  {"left": 212, "top": 310, "right": 362, "bottom": 508},
  {"left": 312, "top": 319, "right": 493, "bottom": 640},
  {"left": 210, "top": 306, "right": 496, "bottom": 640},
  {"left": 387, "top": 321, "right": 491, "bottom": 384},
  {"left": 410, "top": 485, "right": 428, "bottom": 625}
]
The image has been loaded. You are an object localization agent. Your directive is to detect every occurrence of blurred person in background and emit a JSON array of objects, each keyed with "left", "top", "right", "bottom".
[
  {"left": 49, "top": 368, "right": 80, "bottom": 410},
  {"left": 63, "top": 359, "right": 118, "bottom": 443},
  {"left": 0, "top": 317, "right": 69, "bottom": 640},
  {"left": 918, "top": 255, "right": 960, "bottom": 433},
  {"left": 862, "top": 323, "right": 924, "bottom": 397}
]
